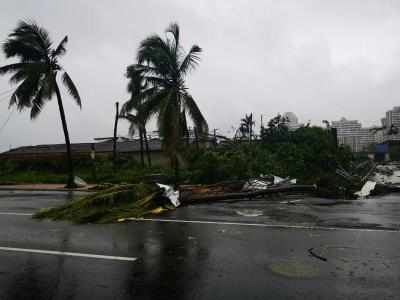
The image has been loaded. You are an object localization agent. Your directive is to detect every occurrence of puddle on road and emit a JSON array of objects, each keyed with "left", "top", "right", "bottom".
[
  {"left": 269, "top": 261, "right": 319, "bottom": 278},
  {"left": 235, "top": 209, "right": 263, "bottom": 217}
]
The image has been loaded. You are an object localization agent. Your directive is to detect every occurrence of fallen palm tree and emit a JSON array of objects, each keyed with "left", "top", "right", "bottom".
[{"left": 34, "top": 183, "right": 172, "bottom": 223}]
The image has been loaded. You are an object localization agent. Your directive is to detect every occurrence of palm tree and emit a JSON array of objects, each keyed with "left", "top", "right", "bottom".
[
  {"left": 0, "top": 21, "right": 81, "bottom": 187},
  {"left": 120, "top": 65, "right": 152, "bottom": 168},
  {"left": 240, "top": 113, "right": 255, "bottom": 142},
  {"left": 135, "top": 23, "right": 208, "bottom": 179}
]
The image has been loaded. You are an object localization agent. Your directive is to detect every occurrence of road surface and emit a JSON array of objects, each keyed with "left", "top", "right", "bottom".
[{"left": 0, "top": 190, "right": 399, "bottom": 299}]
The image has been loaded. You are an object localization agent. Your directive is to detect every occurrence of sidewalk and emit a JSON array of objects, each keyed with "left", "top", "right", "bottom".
[{"left": 0, "top": 184, "right": 95, "bottom": 192}]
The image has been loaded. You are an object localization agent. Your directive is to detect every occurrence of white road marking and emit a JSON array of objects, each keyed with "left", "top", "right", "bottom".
[
  {"left": 134, "top": 218, "right": 400, "bottom": 233},
  {"left": 0, "top": 212, "right": 33, "bottom": 216},
  {"left": 0, "top": 211, "right": 398, "bottom": 233},
  {"left": 0, "top": 246, "right": 137, "bottom": 261}
]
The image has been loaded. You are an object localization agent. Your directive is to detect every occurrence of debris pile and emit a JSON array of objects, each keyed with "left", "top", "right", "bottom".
[
  {"left": 335, "top": 161, "right": 400, "bottom": 198},
  {"left": 372, "top": 164, "right": 400, "bottom": 185},
  {"left": 179, "top": 177, "right": 315, "bottom": 204}
]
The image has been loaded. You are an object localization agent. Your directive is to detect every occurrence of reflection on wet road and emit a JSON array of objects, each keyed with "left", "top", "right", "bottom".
[{"left": 0, "top": 191, "right": 399, "bottom": 299}]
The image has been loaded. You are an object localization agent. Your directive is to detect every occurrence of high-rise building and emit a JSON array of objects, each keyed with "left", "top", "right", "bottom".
[
  {"left": 331, "top": 118, "right": 362, "bottom": 152},
  {"left": 331, "top": 118, "right": 375, "bottom": 152},
  {"left": 382, "top": 106, "right": 400, "bottom": 142},
  {"left": 359, "top": 128, "right": 376, "bottom": 151}
]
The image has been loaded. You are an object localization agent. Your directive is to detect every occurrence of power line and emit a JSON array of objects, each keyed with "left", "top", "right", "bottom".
[{"left": 0, "top": 107, "right": 15, "bottom": 135}]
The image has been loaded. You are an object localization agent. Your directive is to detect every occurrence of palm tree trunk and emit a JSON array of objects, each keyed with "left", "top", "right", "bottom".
[
  {"left": 139, "top": 127, "right": 145, "bottom": 168},
  {"left": 54, "top": 81, "right": 75, "bottom": 188},
  {"left": 194, "top": 127, "right": 199, "bottom": 150},
  {"left": 113, "top": 102, "right": 119, "bottom": 166},
  {"left": 173, "top": 153, "right": 179, "bottom": 188},
  {"left": 143, "top": 128, "right": 152, "bottom": 167}
]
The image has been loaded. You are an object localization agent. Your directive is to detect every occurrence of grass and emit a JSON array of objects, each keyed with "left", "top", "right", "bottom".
[
  {"left": 0, "top": 158, "right": 172, "bottom": 185},
  {"left": 0, "top": 170, "right": 67, "bottom": 184},
  {"left": 34, "top": 183, "right": 173, "bottom": 223}
]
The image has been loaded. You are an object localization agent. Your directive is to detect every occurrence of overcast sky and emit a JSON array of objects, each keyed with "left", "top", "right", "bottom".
[{"left": 1, "top": 0, "right": 400, "bottom": 151}]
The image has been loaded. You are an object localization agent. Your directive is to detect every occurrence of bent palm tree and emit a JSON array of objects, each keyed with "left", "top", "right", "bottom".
[
  {"left": 136, "top": 23, "right": 208, "bottom": 179},
  {"left": 120, "top": 65, "right": 152, "bottom": 168},
  {"left": 0, "top": 21, "right": 81, "bottom": 187}
]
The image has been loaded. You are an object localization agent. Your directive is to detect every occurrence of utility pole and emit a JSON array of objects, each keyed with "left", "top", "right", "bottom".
[{"left": 113, "top": 102, "right": 119, "bottom": 165}]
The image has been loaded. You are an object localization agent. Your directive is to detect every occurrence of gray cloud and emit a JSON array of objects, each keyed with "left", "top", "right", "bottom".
[{"left": 1, "top": 0, "right": 400, "bottom": 151}]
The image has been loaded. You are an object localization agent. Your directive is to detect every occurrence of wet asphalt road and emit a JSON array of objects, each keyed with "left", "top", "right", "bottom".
[{"left": 0, "top": 191, "right": 400, "bottom": 299}]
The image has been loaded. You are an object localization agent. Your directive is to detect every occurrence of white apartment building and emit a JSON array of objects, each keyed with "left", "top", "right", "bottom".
[{"left": 331, "top": 118, "right": 375, "bottom": 152}]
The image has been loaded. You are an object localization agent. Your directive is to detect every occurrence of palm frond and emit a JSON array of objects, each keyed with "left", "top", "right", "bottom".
[
  {"left": 62, "top": 71, "right": 81, "bottom": 107},
  {"left": 119, "top": 113, "right": 139, "bottom": 137},
  {"left": 180, "top": 45, "right": 202, "bottom": 75},
  {"left": 10, "top": 71, "right": 43, "bottom": 111},
  {"left": 137, "top": 35, "right": 174, "bottom": 76},
  {"left": 142, "top": 88, "right": 170, "bottom": 118},
  {"left": 30, "top": 87, "right": 45, "bottom": 119},
  {"left": 52, "top": 36, "right": 68, "bottom": 57},
  {"left": 4, "top": 20, "right": 52, "bottom": 61},
  {"left": 0, "top": 63, "right": 29, "bottom": 75},
  {"left": 183, "top": 93, "right": 208, "bottom": 135},
  {"left": 166, "top": 23, "right": 180, "bottom": 54},
  {"left": 7, "top": 62, "right": 47, "bottom": 84},
  {"left": 144, "top": 76, "right": 170, "bottom": 88}
]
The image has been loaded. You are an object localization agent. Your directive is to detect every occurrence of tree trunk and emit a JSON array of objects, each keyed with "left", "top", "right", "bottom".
[
  {"left": 174, "top": 154, "right": 179, "bottom": 188},
  {"left": 113, "top": 102, "right": 119, "bottom": 166},
  {"left": 186, "top": 126, "right": 190, "bottom": 146},
  {"left": 194, "top": 127, "right": 199, "bottom": 150},
  {"left": 54, "top": 81, "right": 75, "bottom": 188},
  {"left": 143, "top": 127, "right": 152, "bottom": 167},
  {"left": 139, "top": 127, "right": 145, "bottom": 168}
]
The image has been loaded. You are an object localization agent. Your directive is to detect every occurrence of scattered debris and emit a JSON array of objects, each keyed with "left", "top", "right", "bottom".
[
  {"left": 180, "top": 179, "right": 315, "bottom": 204},
  {"left": 242, "top": 179, "right": 270, "bottom": 191},
  {"left": 269, "top": 261, "right": 319, "bottom": 278},
  {"left": 235, "top": 209, "right": 263, "bottom": 217},
  {"left": 157, "top": 183, "right": 180, "bottom": 207},
  {"left": 88, "top": 183, "right": 114, "bottom": 191},
  {"left": 308, "top": 248, "right": 328, "bottom": 262},
  {"left": 373, "top": 165, "right": 400, "bottom": 185},
  {"left": 73, "top": 176, "right": 87, "bottom": 188},
  {"left": 242, "top": 176, "right": 298, "bottom": 191},
  {"left": 354, "top": 181, "right": 376, "bottom": 198}
]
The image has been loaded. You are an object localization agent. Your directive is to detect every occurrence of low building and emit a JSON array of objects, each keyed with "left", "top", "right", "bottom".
[{"left": 0, "top": 139, "right": 169, "bottom": 166}]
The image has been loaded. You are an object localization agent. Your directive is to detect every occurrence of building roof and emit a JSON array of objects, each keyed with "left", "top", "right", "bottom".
[{"left": 1, "top": 139, "right": 163, "bottom": 156}]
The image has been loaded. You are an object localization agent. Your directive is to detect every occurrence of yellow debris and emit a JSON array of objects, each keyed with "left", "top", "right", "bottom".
[{"left": 150, "top": 207, "right": 167, "bottom": 214}]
